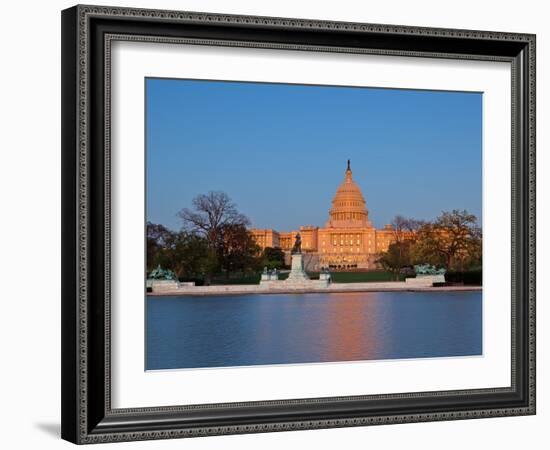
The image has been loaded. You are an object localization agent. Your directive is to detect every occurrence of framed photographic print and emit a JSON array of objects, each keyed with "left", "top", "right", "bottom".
[{"left": 61, "top": 5, "right": 536, "bottom": 444}]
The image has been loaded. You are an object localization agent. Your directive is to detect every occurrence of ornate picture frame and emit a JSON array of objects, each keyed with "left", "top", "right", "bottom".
[{"left": 61, "top": 5, "right": 535, "bottom": 444}]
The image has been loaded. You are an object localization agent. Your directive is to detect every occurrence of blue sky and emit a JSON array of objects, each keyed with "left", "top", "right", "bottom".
[{"left": 146, "top": 78, "right": 482, "bottom": 232}]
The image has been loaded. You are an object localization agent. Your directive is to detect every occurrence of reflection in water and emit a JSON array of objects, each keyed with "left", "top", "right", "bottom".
[
  {"left": 325, "top": 293, "right": 380, "bottom": 361},
  {"left": 146, "top": 291, "right": 482, "bottom": 370}
]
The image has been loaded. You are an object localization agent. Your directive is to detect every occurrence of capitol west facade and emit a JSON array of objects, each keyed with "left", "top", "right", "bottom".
[{"left": 251, "top": 161, "right": 405, "bottom": 270}]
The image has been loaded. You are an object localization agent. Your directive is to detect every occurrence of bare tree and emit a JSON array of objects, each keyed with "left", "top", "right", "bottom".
[
  {"left": 390, "top": 215, "right": 408, "bottom": 243},
  {"left": 177, "top": 191, "right": 250, "bottom": 250},
  {"left": 390, "top": 215, "right": 425, "bottom": 244}
]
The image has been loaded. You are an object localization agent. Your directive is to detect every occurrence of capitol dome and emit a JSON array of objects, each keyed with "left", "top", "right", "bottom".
[{"left": 326, "top": 160, "right": 372, "bottom": 228}]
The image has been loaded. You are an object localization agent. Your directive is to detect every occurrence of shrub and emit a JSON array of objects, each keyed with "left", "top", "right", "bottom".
[
  {"left": 445, "top": 269, "right": 482, "bottom": 286},
  {"left": 400, "top": 267, "right": 416, "bottom": 278},
  {"left": 178, "top": 277, "right": 205, "bottom": 286},
  {"left": 462, "top": 269, "right": 482, "bottom": 285}
]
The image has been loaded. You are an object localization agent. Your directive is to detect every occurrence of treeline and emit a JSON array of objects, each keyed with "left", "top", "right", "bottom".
[
  {"left": 147, "top": 191, "right": 285, "bottom": 283},
  {"left": 149, "top": 190, "right": 482, "bottom": 285},
  {"left": 377, "top": 210, "right": 482, "bottom": 281}
]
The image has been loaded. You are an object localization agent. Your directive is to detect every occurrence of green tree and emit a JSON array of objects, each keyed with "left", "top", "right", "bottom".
[
  {"left": 261, "top": 246, "right": 286, "bottom": 270},
  {"left": 382, "top": 215, "right": 425, "bottom": 276},
  {"left": 376, "top": 240, "right": 413, "bottom": 280},
  {"left": 146, "top": 222, "right": 174, "bottom": 272},
  {"left": 414, "top": 209, "right": 481, "bottom": 271},
  {"left": 167, "top": 232, "right": 211, "bottom": 280},
  {"left": 217, "top": 223, "right": 261, "bottom": 277},
  {"left": 146, "top": 222, "right": 215, "bottom": 280}
]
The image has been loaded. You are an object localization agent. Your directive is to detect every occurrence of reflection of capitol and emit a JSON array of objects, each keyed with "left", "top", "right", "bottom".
[{"left": 251, "top": 161, "right": 407, "bottom": 270}]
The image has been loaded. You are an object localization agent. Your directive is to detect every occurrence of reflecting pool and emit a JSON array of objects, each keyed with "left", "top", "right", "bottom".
[{"left": 146, "top": 291, "right": 482, "bottom": 370}]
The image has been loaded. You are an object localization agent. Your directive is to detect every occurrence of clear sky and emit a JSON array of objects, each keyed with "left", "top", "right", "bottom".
[{"left": 146, "top": 78, "right": 482, "bottom": 232}]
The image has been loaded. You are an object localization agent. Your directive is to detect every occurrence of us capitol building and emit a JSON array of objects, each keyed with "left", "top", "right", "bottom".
[{"left": 250, "top": 161, "right": 403, "bottom": 270}]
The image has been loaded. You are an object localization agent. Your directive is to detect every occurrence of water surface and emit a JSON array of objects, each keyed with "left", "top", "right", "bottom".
[{"left": 146, "top": 291, "right": 482, "bottom": 370}]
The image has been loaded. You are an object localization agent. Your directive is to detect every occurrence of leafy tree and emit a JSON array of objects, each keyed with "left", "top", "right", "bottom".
[
  {"left": 167, "top": 232, "right": 212, "bottom": 280},
  {"left": 146, "top": 223, "right": 215, "bottom": 280},
  {"left": 146, "top": 222, "right": 174, "bottom": 272},
  {"left": 376, "top": 241, "right": 413, "bottom": 280},
  {"left": 261, "top": 246, "right": 286, "bottom": 270},
  {"left": 377, "top": 210, "right": 482, "bottom": 276},
  {"left": 383, "top": 216, "right": 425, "bottom": 275},
  {"left": 414, "top": 209, "right": 481, "bottom": 270},
  {"left": 217, "top": 223, "right": 261, "bottom": 277}
]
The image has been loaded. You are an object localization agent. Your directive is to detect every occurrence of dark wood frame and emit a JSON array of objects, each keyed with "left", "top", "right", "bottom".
[{"left": 61, "top": 4, "right": 536, "bottom": 444}]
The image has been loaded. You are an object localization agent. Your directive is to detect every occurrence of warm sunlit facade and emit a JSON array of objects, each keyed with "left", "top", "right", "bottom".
[{"left": 250, "top": 161, "right": 409, "bottom": 269}]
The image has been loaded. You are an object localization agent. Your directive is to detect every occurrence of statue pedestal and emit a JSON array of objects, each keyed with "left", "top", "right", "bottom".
[
  {"left": 286, "top": 253, "right": 310, "bottom": 281},
  {"left": 148, "top": 279, "right": 181, "bottom": 292},
  {"left": 260, "top": 269, "right": 279, "bottom": 287},
  {"left": 259, "top": 253, "right": 331, "bottom": 290},
  {"left": 405, "top": 274, "right": 445, "bottom": 287}
]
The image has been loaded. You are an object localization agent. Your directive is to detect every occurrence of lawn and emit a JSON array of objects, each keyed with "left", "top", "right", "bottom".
[
  {"left": 210, "top": 274, "right": 261, "bottom": 285},
  {"left": 209, "top": 270, "right": 402, "bottom": 285},
  {"left": 319, "top": 271, "right": 404, "bottom": 283}
]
